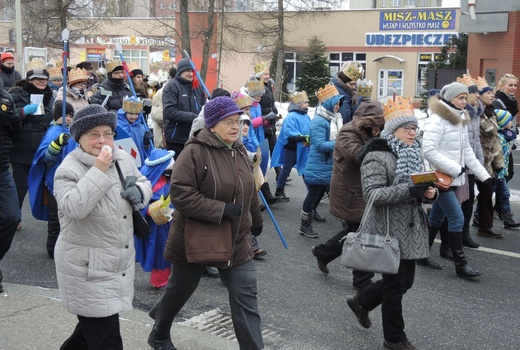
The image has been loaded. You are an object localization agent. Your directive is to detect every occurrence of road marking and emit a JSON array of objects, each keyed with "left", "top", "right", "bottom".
[{"left": 434, "top": 239, "right": 520, "bottom": 258}]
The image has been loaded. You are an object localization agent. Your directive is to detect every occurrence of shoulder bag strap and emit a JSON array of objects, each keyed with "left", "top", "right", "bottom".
[
  {"left": 114, "top": 161, "right": 126, "bottom": 188},
  {"left": 356, "top": 188, "right": 379, "bottom": 236}
]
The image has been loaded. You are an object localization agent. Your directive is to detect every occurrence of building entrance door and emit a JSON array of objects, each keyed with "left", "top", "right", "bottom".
[{"left": 377, "top": 69, "right": 404, "bottom": 102}]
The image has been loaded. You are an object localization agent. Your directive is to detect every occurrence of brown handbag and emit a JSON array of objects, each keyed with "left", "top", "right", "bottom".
[
  {"left": 184, "top": 218, "right": 233, "bottom": 266},
  {"left": 434, "top": 170, "right": 453, "bottom": 191}
]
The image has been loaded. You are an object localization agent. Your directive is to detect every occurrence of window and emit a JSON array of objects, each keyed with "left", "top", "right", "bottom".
[
  {"left": 406, "top": 0, "right": 416, "bottom": 5},
  {"left": 416, "top": 52, "right": 441, "bottom": 96},
  {"left": 285, "top": 51, "right": 304, "bottom": 93},
  {"left": 160, "top": 3, "right": 165, "bottom": 9},
  {"left": 381, "top": 0, "right": 387, "bottom": 7},
  {"left": 377, "top": 69, "right": 404, "bottom": 101},
  {"left": 485, "top": 69, "right": 496, "bottom": 88},
  {"left": 169, "top": 3, "right": 176, "bottom": 10},
  {"left": 328, "top": 52, "right": 367, "bottom": 77},
  {"left": 113, "top": 49, "right": 149, "bottom": 75},
  {"left": 392, "top": 0, "right": 402, "bottom": 6}
]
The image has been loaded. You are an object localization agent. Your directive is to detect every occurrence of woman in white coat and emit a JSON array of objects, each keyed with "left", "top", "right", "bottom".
[{"left": 54, "top": 105, "right": 152, "bottom": 349}]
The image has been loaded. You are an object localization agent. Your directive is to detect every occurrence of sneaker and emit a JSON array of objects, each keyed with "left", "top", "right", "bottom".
[
  {"left": 347, "top": 295, "right": 371, "bottom": 329},
  {"left": 383, "top": 340, "right": 418, "bottom": 350}
]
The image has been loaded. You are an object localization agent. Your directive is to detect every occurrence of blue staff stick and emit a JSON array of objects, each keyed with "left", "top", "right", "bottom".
[
  {"left": 114, "top": 42, "right": 150, "bottom": 133},
  {"left": 182, "top": 50, "right": 211, "bottom": 98},
  {"left": 258, "top": 190, "right": 289, "bottom": 249},
  {"left": 61, "top": 28, "right": 69, "bottom": 133}
]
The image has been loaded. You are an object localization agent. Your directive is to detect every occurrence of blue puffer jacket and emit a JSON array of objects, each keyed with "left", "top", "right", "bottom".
[{"left": 304, "top": 95, "right": 344, "bottom": 186}]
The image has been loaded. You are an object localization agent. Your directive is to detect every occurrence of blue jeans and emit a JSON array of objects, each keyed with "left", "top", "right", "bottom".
[
  {"left": 429, "top": 189, "right": 464, "bottom": 232},
  {"left": 495, "top": 178, "right": 511, "bottom": 214},
  {"left": 302, "top": 184, "right": 328, "bottom": 213},
  {"left": 0, "top": 169, "right": 21, "bottom": 260},
  {"left": 276, "top": 147, "right": 297, "bottom": 191}
]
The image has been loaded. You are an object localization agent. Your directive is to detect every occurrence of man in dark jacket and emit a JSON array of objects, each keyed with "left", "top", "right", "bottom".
[
  {"left": 330, "top": 61, "right": 364, "bottom": 124},
  {"left": 90, "top": 59, "right": 133, "bottom": 112},
  {"left": 0, "top": 77, "right": 22, "bottom": 293},
  {"left": 162, "top": 58, "right": 206, "bottom": 159},
  {"left": 0, "top": 52, "right": 22, "bottom": 91},
  {"left": 311, "top": 101, "right": 384, "bottom": 290}
]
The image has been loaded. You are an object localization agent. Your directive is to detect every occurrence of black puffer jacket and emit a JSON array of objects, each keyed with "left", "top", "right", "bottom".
[
  {"left": 162, "top": 76, "right": 206, "bottom": 145},
  {"left": 9, "top": 80, "right": 54, "bottom": 165},
  {"left": 0, "top": 79, "right": 22, "bottom": 171},
  {"left": 90, "top": 78, "right": 133, "bottom": 112},
  {"left": 259, "top": 81, "right": 278, "bottom": 136},
  {"left": 0, "top": 65, "right": 22, "bottom": 91}
]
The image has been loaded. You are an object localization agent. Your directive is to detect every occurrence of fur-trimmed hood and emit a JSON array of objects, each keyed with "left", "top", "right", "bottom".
[
  {"left": 428, "top": 96, "right": 470, "bottom": 126},
  {"left": 356, "top": 137, "right": 392, "bottom": 165}
]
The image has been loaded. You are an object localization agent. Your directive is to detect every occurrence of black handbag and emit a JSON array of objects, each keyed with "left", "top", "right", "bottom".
[{"left": 115, "top": 162, "right": 151, "bottom": 239}]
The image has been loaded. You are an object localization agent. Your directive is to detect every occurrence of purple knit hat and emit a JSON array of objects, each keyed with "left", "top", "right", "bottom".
[{"left": 204, "top": 96, "right": 243, "bottom": 128}]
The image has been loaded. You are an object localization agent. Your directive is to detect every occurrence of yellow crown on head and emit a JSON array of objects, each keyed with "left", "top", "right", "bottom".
[
  {"left": 383, "top": 96, "right": 415, "bottom": 120},
  {"left": 127, "top": 61, "right": 141, "bottom": 72},
  {"left": 106, "top": 59, "right": 122, "bottom": 73},
  {"left": 26, "top": 58, "right": 46, "bottom": 72},
  {"left": 291, "top": 91, "right": 309, "bottom": 105},
  {"left": 68, "top": 68, "right": 88, "bottom": 85},
  {"left": 247, "top": 80, "right": 265, "bottom": 95},
  {"left": 457, "top": 74, "right": 477, "bottom": 87},
  {"left": 253, "top": 61, "right": 269, "bottom": 74},
  {"left": 476, "top": 76, "right": 489, "bottom": 91},
  {"left": 233, "top": 93, "right": 253, "bottom": 109},
  {"left": 356, "top": 79, "right": 373, "bottom": 98},
  {"left": 315, "top": 84, "right": 339, "bottom": 103},
  {"left": 47, "top": 67, "right": 62, "bottom": 81},
  {"left": 342, "top": 61, "right": 364, "bottom": 81},
  {"left": 123, "top": 96, "right": 143, "bottom": 114}
]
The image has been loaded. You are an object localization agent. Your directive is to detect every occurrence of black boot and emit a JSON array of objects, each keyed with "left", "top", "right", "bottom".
[
  {"left": 448, "top": 231, "right": 482, "bottom": 280},
  {"left": 472, "top": 213, "right": 479, "bottom": 227},
  {"left": 503, "top": 212, "right": 520, "bottom": 229},
  {"left": 417, "top": 226, "right": 442, "bottom": 270},
  {"left": 439, "top": 227, "right": 454, "bottom": 260},
  {"left": 260, "top": 182, "right": 282, "bottom": 206},
  {"left": 462, "top": 227, "right": 480, "bottom": 248},
  {"left": 202, "top": 266, "right": 220, "bottom": 278},
  {"left": 299, "top": 210, "right": 318, "bottom": 238},
  {"left": 274, "top": 188, "right": 290, "bottom": 202}
]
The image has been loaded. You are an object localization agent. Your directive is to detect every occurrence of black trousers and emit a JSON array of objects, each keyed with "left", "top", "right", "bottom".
[
  {"left": 11, "top": 162, "right": 31, "bottom": 209},
  {"left": 0, "top": 169, "right": 21, "bottom": 260},
  {"left": 475, "top": 178, "right": 495, "bottom": 229},
  {"left": 166, "top": 142, "right": 185, "bottom": 161},
  {"left": 357, "top": 260, "right": 416, "bottom": 343},
  {"left": 46, "top": 190, "right": 61, "bottom": 255},
  {"left": 313, "top": 222, "right": 374, "bottom": 289},
  {"left": 60, "top": 314, "right": 123, "bottom": 350},
  {"left": 461, "top": 174, "right": 476, "bottom": 229}
]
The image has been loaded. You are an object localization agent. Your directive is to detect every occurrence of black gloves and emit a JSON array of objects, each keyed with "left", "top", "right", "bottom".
[
  {"left": 408, "top": 183, "right": 431, "bottom": 199},
  {"left": 251, "top": 225, "right": 263, "bottom": 237},
  {"left": 143, "top": 130, "right": 153, "bottom": 147},
  {"left": 288, "top": 135, "right": 310, "bottom": 143},
  {"left": 223, "top": 203, "right": 242, "bottom": 221},
  {"left": 142, "top": 100, "right": 152, "bottom": 114},
  {"left": 54, "top": 133, "right": 71, "bottom": 147}
]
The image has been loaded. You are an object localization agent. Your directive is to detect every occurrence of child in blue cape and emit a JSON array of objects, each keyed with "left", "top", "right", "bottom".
[
  {"left": 116, "top": 96, "right": 153, "bottom": 168},
  {"left": 29, "top": 101, "right": 77, "bottom": 258},
  {"left": 136, "top": 148, "right": 175, "bottom": 288}
]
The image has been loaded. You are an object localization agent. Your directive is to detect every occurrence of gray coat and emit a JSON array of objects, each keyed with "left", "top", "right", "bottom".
[
  {"left": 358, "top": 138, "right": 429, "bottom": 260},
  {"left": 54, "top": 147, "right": 152, "bottom": 317}
]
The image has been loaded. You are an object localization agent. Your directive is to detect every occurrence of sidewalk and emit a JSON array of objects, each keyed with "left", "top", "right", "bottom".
[{"left": 0, "top": 283, "right": 237, "bottom": 350}]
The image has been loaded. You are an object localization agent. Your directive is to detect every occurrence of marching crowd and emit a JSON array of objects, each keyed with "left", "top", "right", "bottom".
[{"left": 0, "top": 49, "right": 518, "bottom": 350}]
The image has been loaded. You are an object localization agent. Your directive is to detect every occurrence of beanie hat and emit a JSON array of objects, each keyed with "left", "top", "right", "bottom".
[
  {"left": 70, "top": 105, "right": 117, "bottom": 142},
  {"left": 428, "top": 88, "right": 440, "bottom": 97},
  {"left": 53, "top": 101, "right": 75, "bottom": 121},
  {"left": 383, "top": 96, "right": 418, "bottom": 134},
  {"left": 495, "top": 109, "right": 512, "bottom": 128},
  {"left": 1, "top": 52, "right": 14, "bottom": 62},
  {"left": 210, "top": 88, "right": 231, "bottom": 99},
  {"left": 204, "top": 96, "right": 243, "bottom": 128},
  {"left": 76, "top": 61, "right": 93, "bottom": 70},
  {"left": 176, "top": 58, "right": 192, "bottom": 77},
  {"left": 468, "top": 85, "right": 479, "bottom": 94},
  {"left": 440, "top": 82, "right": 468, "bottom": 102}
]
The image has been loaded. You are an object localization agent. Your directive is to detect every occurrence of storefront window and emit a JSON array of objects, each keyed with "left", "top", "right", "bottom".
[
  {"left": 113, "top": 49, "right": 149, "bottom": 74},
  {"left": 417, "top": 52, "right": 441, "bottom": 96},
  {"left": 328, "top": 52, "right": 367, "bottom": 77}
]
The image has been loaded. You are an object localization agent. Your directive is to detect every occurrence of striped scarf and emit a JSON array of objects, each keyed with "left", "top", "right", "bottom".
[{"left": 380, "top": 130, "right": 423, "bottom": 184}]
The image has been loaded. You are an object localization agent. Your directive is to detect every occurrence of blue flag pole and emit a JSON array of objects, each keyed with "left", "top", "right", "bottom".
[{"left": 61, "top": 28, "right": 69, "bottom": 133}]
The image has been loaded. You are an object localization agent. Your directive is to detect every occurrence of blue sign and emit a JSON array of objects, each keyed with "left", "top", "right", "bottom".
[
  {"left": 366, "top": 32, "right": 458, "bottom": 47},
  {"left": 380, "top": 10, "right": 456, "bottom": 31}
]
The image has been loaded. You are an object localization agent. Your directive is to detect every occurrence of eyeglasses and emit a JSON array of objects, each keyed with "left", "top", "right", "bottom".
[
  {"left": 219, "top": 119, "right": 241, "bottom": 127},
  {"left": 402, "top": 126, "right": 419, "bottom": 134},
  {"left": 85, "top": 131, "right": 116, "bottom": 140}
]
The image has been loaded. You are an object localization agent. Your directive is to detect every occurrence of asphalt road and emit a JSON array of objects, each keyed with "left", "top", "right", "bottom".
[{"left": 2, "top": 169, "right": 520, "bottom": 350}]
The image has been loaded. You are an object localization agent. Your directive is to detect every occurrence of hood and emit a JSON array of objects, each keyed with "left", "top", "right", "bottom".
[{"left": 428, "top": 96, "right": 470, "bottom": 126}]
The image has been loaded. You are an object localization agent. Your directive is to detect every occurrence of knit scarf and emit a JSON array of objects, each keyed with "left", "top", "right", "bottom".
[{"left": 380, "top": 130, "right": 423, "bottom": 184}]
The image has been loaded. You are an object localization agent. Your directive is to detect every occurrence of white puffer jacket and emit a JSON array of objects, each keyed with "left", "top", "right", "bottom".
[
  {"left": 54, "top": 147, "right": 152, "bottom": 317},
  {"left": 423, "top": 98, "right": 490, "bottom": 187}
]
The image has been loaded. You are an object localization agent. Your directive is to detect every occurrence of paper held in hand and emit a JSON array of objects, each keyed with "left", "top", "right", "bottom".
[
  {"left": 30, "top": 94, "right": 44, "bottom": 115},
  {"left": 410, "top": 171, "right": 440, "bottom": 184}
]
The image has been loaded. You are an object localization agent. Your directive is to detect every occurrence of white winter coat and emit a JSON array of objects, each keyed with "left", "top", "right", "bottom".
[
  {"left": 54, "top": 147, "right": 152, "bottom": 317},
  {"left": 423, "top": 98, "right": 490, "bottom": 186}
]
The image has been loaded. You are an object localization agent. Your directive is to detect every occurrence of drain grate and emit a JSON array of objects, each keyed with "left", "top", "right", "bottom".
[{"left": 178, "top": 308, "right": 283, "bottom": 346}]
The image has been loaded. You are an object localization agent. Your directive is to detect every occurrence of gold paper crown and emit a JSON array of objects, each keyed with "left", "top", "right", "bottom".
[
  {"left": 253, "top": 61, "right": 269, "bottom": 74},
  {"left": 26, "top": 59, "right": 46, "bottom": 72},
  {"left": 291, "top": 91, "right": 309, "bottom": 105},
  {"left": 106, "top": 59, "right": 122, "bottom": 73},
  {"left": 457, "top": 74, "right": 477, "bottom": 87},
  {"left": 127, "top": 61, "right": 141, "bottom": 72},
  {"left": 247, "top": 80, "right": 265, "bottom": 94},
  {"left": 383, "top": 96, "right": 415, "bottom": 120},
  {"left": 123, "top": 96, "right": 143, "bottom": 114},
  {"left": 233, "top": 93, "right": 253, "bottom": 109},
  {"left": 342, "top": 61, "right": 364, "bottom": 81},
  {"left": 476, "top": 76, "right": 489, "bottom": 91},
  {"left": 47, "top": 67, "right": 62, "bottom": 81},
  {"left": 315, "top": 84, "right": 339, "bottom": 103},
  {"left": 356, "top": 79, "right": 373, "bottom": 97},
  {"left": 68, "top": 68, "right": 88, "bottom": 85}
]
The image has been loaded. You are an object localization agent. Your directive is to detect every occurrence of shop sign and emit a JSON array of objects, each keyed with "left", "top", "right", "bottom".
[
  {"left": 366, "top": 32, "right": 458, "bottom": 47},
  {"left": 380, "top": 10, "right": 456, "bottom": 31}
]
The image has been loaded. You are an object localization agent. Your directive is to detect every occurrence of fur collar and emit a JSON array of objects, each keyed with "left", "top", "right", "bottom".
[
  {"left": 428, "top": 96, "right": 470, "bottom": 126},
  {"left": 356, "top": 137, "right": 392, "bottom": 164}
]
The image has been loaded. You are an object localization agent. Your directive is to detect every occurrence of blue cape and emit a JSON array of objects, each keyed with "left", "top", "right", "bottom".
[
  {"left": 29, "top": 124, "right": 77, "bottom": 221},
  {"left": 116, "top": 109, "right": 152, "bottom": 168}
]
